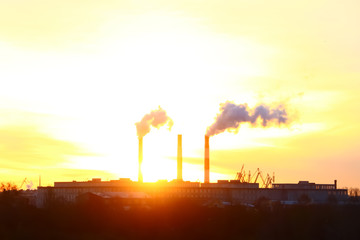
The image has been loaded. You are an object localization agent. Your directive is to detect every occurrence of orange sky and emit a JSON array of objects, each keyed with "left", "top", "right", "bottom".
[{"left": 0, "top": 0, "right": 359, "bottom": 188}]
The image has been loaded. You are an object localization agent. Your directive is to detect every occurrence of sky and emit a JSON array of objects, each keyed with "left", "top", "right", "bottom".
[{"left": 0, "top": 0, "right": 359, "bottom": 188}]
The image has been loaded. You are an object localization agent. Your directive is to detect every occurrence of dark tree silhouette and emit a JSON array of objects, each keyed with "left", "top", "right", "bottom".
[{"left": 0, "top": 182, "right": 18, "bottom": 192}]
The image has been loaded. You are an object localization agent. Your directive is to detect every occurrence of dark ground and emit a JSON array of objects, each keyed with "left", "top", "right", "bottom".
[{"left": 1, "top": 191, "right": 359, "bottom": 240}]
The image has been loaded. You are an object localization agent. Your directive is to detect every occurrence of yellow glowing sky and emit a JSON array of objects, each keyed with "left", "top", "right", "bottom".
[{"left": 0, "top": 0, "right": 359, "bottom": 188}]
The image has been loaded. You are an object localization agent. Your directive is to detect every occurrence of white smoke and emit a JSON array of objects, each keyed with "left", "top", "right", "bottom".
[
  {"left": 135, "top": 106, "right": 173, "bottom": 138},
  {"left": 206, "top": 101, "right": 289, "bottom": 136}
]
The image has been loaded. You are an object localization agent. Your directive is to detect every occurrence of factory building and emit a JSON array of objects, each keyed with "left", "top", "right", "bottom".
[
  {"left": 36, "top": 178, "right": 348, "bottom": 208},
  {"left": 36, "top": 134, "right": 348, "bottom": 207}
]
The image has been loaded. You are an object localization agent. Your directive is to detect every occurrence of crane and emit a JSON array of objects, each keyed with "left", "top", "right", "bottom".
[
  {"left": 259, "top": 172, "right": 266, "bottom": 188},
  {"left": 19, "top": 178, "right": 33, "bottom": 190},
  {"left": 235, "top": 165, "right": 275, "bottom": 187},
  {"left": 19, "top": 178, "right": 27, "bottom": 189},
  {"left": 235, "top": 164, "right": 245, "bottom": 181},
  {"left": 263, "top": 173, "right": 275, "bottom": 188},
  {"left": 248, "top": 168, "right": 260, "bottom": 183}
]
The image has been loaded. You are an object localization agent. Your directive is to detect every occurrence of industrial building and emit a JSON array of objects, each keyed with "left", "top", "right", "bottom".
[
  {"left": 36, "top": 134, "right": 348, "bottom": 208},
  {"left": 36, "top": 178, "right": 347, "bottom": 208}
]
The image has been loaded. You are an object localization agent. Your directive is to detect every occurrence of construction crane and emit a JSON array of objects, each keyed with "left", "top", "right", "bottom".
[
  {"left": 235, "top": 164, "right": 245, "bottom": 181},
  {"left": 248, "top": 168, "right": 259, "bottom": 183},
  {"left": 235, "top": 165, "right": 275, "bottom": 187},
  {"left": 242, "top": 171, "right": 249, "bottom": 183},
  {"left": 259, "top": 172, "right": 266, "bottom": 187},
  {"left": 19, "top": 178, "right": 34, "bottom": 190},
  {"left": 266, "top": 173, "right": 275, "bottom": 188},
  {"left": 253, "top": 168, "right": 261, "bottom": 184},
  {"left": 236, "top": 165, "right": 253, "bottom": 183},
  {"left": 260, "top": 173, "right": 274, "bottom": 188},
  {"left": 19, "top": 178, "right": 27, "bottom": 189}
]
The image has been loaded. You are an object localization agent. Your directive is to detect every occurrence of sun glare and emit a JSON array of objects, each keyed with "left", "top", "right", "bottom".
[{"left": 1, "top": 2, "right": 358, "bottom": 188}]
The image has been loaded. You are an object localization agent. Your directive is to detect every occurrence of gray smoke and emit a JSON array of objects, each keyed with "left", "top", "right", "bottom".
[
  {"left": 206, "top": 101, "right": 288, "bottom": 136},
  {"left": 135, "top": 106, "right": 173, "bottom": 138}
]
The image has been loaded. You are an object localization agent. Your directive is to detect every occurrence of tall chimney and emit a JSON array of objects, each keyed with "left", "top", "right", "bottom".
[
  {"left": 138, "top": 137, "right": 143, "bottom": 183},
  {"left": 204, "top": 135, "right": 210, "bottom": 183},
  {"left": 177, "top": 134, "right": 183, "bottom": 181}
]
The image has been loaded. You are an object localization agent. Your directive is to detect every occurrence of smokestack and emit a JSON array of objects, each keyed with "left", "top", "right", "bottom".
[
  {"left": 204, "top": 135, "right": 210, "bottom": 183},
  {"left": 177, "top": 134, "right": 182, "bottom": 181},
  {"left": 138, "top": 137, "right": 143, "bottom": 183}
]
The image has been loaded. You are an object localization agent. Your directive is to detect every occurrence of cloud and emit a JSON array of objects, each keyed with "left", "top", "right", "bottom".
[{"left": 0, "top": 125, "right": 93, "bottom": 168}]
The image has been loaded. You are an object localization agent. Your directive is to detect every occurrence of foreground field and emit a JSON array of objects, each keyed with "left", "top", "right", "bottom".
[{"left": 1, "top": 191, "right": 359, "bottom": 240}]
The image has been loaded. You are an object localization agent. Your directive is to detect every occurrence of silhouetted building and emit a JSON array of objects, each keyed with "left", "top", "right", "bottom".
[{"left": 36, "top": 178, "right": 348, "bottom": 208}]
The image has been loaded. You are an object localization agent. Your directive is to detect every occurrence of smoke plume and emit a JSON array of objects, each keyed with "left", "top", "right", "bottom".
[
  {"left": 206, "top": 101, "right": 289, "bottom": 136},
  {"left": 135, "top": 106, "right": 173, "bottom": 138}
]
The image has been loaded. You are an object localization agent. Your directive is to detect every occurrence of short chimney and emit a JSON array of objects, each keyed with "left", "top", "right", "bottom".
[
  {"left": 177, "top": 134, "right": 183, "bottom": 181},
  {"left": 204, "top": 135, "right": 210, "bottom": 183},
  {"left": 138, "top": 137, "right": 143, "bottom": 183}
]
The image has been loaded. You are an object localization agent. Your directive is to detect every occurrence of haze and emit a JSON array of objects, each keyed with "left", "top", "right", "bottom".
[{"left": 0, "top": 0, "right": 359, "bottom": 188}]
